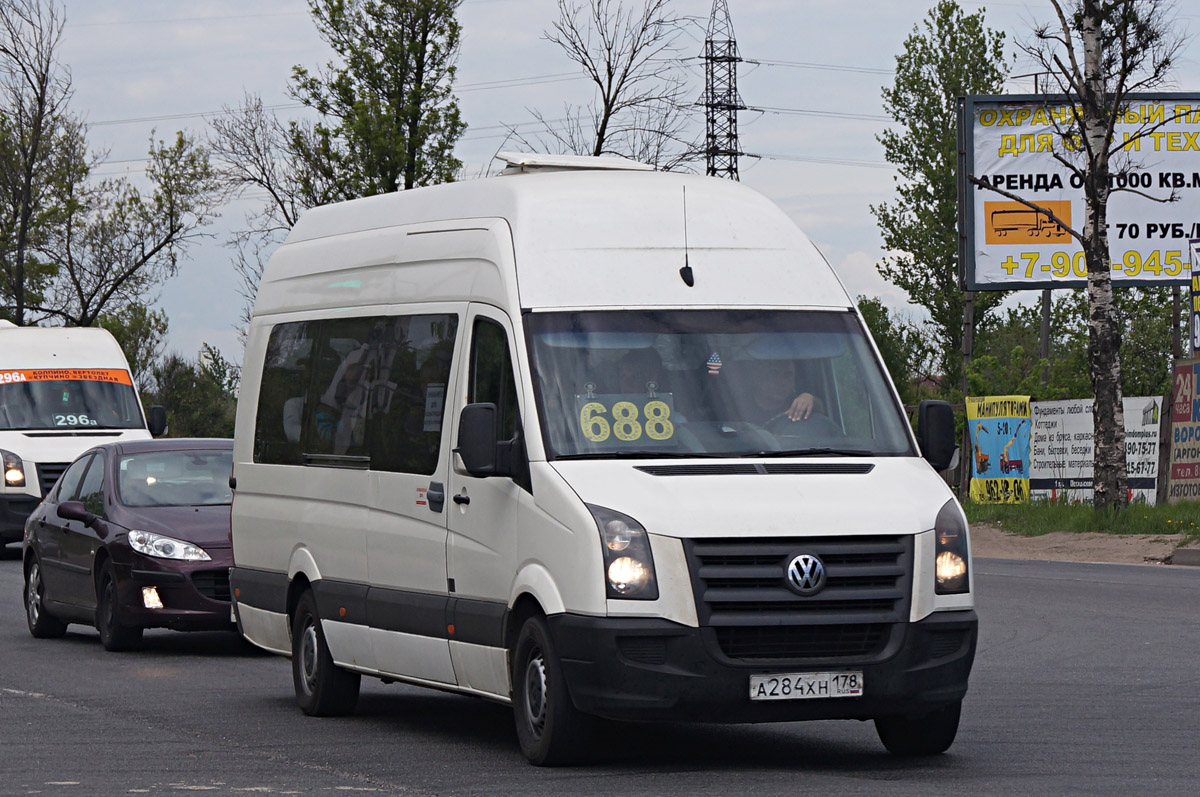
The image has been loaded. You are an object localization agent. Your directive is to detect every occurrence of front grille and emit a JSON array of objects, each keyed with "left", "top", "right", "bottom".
[
  {"left": 618, "top": 636, "right": 668, "bottom": 665},
  {"left": 191, "top": 569, "right": 232, "bottom": 602},
  {"left": 716, "top": 624, "right": 890, "bottom": 661},
  {"left": 685, "top": 535, "right": 912, "bottom": 662},
  {"left": 35, "top": 463, "right": 70, "bottom": 497}
]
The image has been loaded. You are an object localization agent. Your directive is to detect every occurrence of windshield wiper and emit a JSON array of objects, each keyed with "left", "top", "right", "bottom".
[
  {"left": 553, "top": 450, "right": 731, "bottom": 461},
  {"left": 755, "top": 447, "right": 874, "bottom": 457}
]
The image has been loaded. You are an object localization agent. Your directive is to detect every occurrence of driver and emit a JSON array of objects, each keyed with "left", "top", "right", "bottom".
[{"left": 744, "top": 359, "right": 818, "bottom": 425}]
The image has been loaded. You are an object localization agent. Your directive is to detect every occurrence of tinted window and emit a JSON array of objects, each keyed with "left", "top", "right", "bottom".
[
  {"left": 254, "top": 313, "right": 458, "bottom": 475},
  {"left": 54, "top": 455, "right": 92, "bottom": 502},
  {"left": 470, "top": 318, "right": 518, "bottom": 440},
  {"left": 77, "top": 455, "right": 106, "bottom": 516}
]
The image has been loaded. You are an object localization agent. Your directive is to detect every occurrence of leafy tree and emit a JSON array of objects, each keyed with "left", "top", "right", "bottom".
[
  {"left": 31, "top": 132, "right": 222, "bottom": 326},
  {"left": 0, "top": 0, "right": 81, "bottom": 324},
  {"left": 97, "top": 303, "right": 169, "bottom": 394},
  {"left": 149, "top": 344, "right": 239, "bottom": 438},
  {"left": 211, "top": 0, "right": 467, "bottom": 337},
  {"left": 516, "top": 0, "right": 696, "bottom": 170},
  {"left": 857, "top": 295, "right": 937, "bottom": 405},
  {"left": 871, "top": 0, "right": 1009, "bottom": 394},
  {"left": 972, "top": 0, "right": 1184, "bottom": 510}
]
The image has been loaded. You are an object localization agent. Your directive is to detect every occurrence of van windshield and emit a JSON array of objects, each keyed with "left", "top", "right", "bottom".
[
  {"left": 0, "top": 371, "right": 144, "bottom": 431},
  {"left": 525, "top": 310, "right": 914, "bottom": 460}
]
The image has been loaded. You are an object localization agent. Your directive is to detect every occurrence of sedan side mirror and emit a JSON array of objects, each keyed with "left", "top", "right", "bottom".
[
  {"left": 57, "top": 500, "right": 97, "bottom": 528},
  {"left": 916, "top": 400, "right": 958, "bottom": 472}
]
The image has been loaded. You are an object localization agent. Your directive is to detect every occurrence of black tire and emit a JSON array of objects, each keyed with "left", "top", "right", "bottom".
[
  {"left": 511, "top": 614, "right": 591, "bottom": 766},
  {"left": 24, "top": 556, "right": 68, "bottom": 638},
  {"left": 874, "top": 701, "right": 962, "bottom": 756},
  {"left": 96, "top": 560, "right": 143, "bottom": 652},
  {"left": 291, "top": 590, "right": 360, "bottom": 716}
]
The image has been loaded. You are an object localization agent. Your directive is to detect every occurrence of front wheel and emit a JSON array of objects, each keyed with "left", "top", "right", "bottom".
[
  {"left": 874, "top": 701, "right": 962, "bottom": 755},
  {"left": 511, "top": 614, "right": 592, "bottom": 766},
  {"left": 25, "top": 557, "right": 67, "bottom": 638},
  {"left": 97, "top": 560, "right": 143, "bottom": 652},
  {"left": 291, "top": 590, "right": 360, "bottom": 716}
]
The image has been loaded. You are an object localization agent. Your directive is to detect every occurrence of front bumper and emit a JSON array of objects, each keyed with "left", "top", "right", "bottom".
[
  {"left": 112, "top": 556, "right": 235, "bottom": 632},
  {"left": 1, "top": 494, "right": 39, "bottom": 544},
  {"left": 550, "top": 609, "right": 977, "bottom": 723}
]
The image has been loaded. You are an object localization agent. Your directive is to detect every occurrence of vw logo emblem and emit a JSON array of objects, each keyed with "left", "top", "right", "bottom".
[{"left": 786, "top": 553, "right": 827, "bottom": 595}]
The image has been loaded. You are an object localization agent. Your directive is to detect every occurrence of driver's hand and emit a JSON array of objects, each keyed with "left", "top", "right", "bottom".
[{"left": 786, "top": 392, "right": 816, "bottom": 421}]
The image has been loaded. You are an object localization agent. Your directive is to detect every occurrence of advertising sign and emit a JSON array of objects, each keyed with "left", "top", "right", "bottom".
[
  {"left": 1192, "top": 239, "right": 1200, "bottom": 357},
  {"left": 1168, "top": 359, "right": 1200, "bottom": 502},
  {"left": 1029, "top": 397, "right": 1162, "bottom": 505},
  {"left": 966, "top": 395, "right": 1031, "bottom": 503},
  {"left": 961, "top": 94, "right": 1200, "bottom": 290}
]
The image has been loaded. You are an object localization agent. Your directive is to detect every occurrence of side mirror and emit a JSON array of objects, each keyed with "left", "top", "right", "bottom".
[
  {"left": 57, "top": 500, "right": 97, "bottom": 528},
  {"left": 916, "top": 400, "right": 957, "bottom": 472},
  {"left": 457, "top": 403, "right": 498, "bottom": 477},
  {"left": 147, "top": 405, "right": 167, "bottom": 438}
]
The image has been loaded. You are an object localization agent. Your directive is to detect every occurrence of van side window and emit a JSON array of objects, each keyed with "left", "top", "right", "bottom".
[
  {"left": 307, "top": 317, "right": 382, "bottom": 459},
  {"left": 255, "top": 322, "right": 314, "bottom": 465},
  {"left": 370, "top": 314, "right": 459, "bottom": 475},
  {"left": 470, "top": 318, "right": 519, "bottom": 441}
]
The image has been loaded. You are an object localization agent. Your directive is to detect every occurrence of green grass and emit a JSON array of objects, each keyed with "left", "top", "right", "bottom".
[{"left": 963, "top": 499, "right": 1200, "bottom": 543}]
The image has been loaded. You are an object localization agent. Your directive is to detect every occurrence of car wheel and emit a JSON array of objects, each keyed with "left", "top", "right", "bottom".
[
  {"left": 874, "top": 700, "right": 962, "bottom": 756},
  {"left": 511, "top": 613, "right": 592, "bottom": 766},
  {"left": 24, "top": 557, "right": 68, "bottom": 638},
  {"left": 96, "top": 560, "right": 143, "bottom": 652},
  {"left": 291, "top": 590, "right": 360, "bottom": 716}
]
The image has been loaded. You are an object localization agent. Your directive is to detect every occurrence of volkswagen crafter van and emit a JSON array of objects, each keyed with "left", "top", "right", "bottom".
[
  {"left": 1, "top": 322, "right": 165, "bottom": 550},
  {"left": 230, "top": 153, "right": 975, "bottom": 766}
]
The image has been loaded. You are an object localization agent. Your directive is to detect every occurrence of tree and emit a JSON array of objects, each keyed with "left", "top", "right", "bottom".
[
  {"left": 32, "top": 131, "right": 222, "bottom": 327},
  {"left": 97, "top": 303, "right": 169, "bottom": 394},
  {"left": 149, "top": 344, "right": 239, "bottom": 438},
  {"left": 0, "top": 0, "right": 79, "bottom": 324},
  {"left": 871, "top": 0, "right": 1009, "bottom": 394},
  {"left": 290, "top": 0, "right": 466, "bottom": 196},
  {"left": 515, "top": 0, "right": 697, "bottom": 170},
  {"left": 970, "top": 0, "right": 1184, "bottom": 510},
  {"left": 857, "top": 296, "right": 938, "bottom": 405},
  {"left": 211, "top": 0, "right": 467, "bottom": 336}
]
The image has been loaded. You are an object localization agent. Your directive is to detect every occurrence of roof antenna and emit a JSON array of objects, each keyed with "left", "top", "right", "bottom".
[{"left": 679, "top": 187, "right": 695, "bottom": 287}]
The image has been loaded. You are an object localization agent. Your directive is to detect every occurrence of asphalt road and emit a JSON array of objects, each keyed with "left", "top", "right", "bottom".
[{"left": 1, "top": 551, "right": 1197, "bottom": 795}]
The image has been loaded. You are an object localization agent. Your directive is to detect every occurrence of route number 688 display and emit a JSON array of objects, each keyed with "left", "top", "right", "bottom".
[{"left": 575, "top": 393, "right": 675, "bottom": 444}]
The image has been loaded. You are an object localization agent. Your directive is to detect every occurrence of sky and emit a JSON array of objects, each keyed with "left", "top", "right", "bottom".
[{"left": 53, "top": 0, "right": 1200, "bottom": 365}]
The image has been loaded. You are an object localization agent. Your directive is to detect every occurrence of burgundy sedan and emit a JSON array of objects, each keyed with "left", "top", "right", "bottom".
[{"left": 22, "top": 438, "right": 234, "bottom": 651}]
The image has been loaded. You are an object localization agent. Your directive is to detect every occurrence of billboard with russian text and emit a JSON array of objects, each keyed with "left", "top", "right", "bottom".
[{"left": 960, "top": 93, "right": 1200, "bottom": 290}]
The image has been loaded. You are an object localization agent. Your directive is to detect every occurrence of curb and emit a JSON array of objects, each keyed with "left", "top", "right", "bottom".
[{"left": 1169, "top": 548, "right": 1200, "bottom": 567}]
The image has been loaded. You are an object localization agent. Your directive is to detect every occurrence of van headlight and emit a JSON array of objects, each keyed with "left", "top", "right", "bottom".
[
  {"left": 588, "top": 504, "right": 659, "bottom": 600},
  {"left": 934, "top": 499, "right": 969, "bottom": 594},
  {"left": 128, "top": 530, "right": 211, "bottom": 562},
  {"left": 2, "top": 449, "right": 25, "bottom": 487}
]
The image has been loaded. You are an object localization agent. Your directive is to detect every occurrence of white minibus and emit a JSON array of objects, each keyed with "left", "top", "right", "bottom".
[
  {"left": 1, "top": 322, "right": 165, "bottom": 550},
  {"left": 230, "top": 153, "right": 975, "bottom": 765}
]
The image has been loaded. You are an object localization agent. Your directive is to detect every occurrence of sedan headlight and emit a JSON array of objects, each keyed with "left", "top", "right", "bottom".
[
  {"left": 934, "top": 499, "right": 970, "bottom": 594},
  {"left": 128, "top": 530, "right": 211, "bottom": 562},
  {"left": 588, "top": 504, "right": 658, "bottom": 600},
  {"left": 2, "top": 448, "right": 25, "bottom": 487}
]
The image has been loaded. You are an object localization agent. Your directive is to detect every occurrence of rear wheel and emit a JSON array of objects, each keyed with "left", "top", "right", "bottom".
[
  {"left": 874, "top": 701, "right": 962, "bottom": 756},
  {"left": 25, "top": 557, "right": 67, "bottom": 638},
  {"left": 511, "top": 614, "right": 591, "bottom": 766},
  {"left": 96, "top": 560, "right": 143, "bottom": 652},
  {"left": 291, "top": 590, "right": 360, "bottom": 716}
]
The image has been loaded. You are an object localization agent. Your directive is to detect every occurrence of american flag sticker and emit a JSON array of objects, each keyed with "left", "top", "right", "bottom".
[{"left": 706, "top": 352, "right": 723, "bottom": 375}]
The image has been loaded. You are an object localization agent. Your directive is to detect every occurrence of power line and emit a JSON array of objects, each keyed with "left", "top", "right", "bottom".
[
  {"left": 744, "top": 58, "right": 893, "bottom": 76},
  {"left": 752, "top": 105, "right": 890, "bottom": 123},
  {"left": 747, "top": 153, "right": 894, "bottom": 170}
]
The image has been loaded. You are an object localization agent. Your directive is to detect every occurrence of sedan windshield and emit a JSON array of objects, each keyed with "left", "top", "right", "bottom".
[
  {"left": 526, "top": 309, "right": 913, "bottom": 460},
  {"left": 0, "top": 372, "right": 144, "bottom": 430},
  {"left": 118, "top": 449, "right": 233, "bottom": 507}
]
